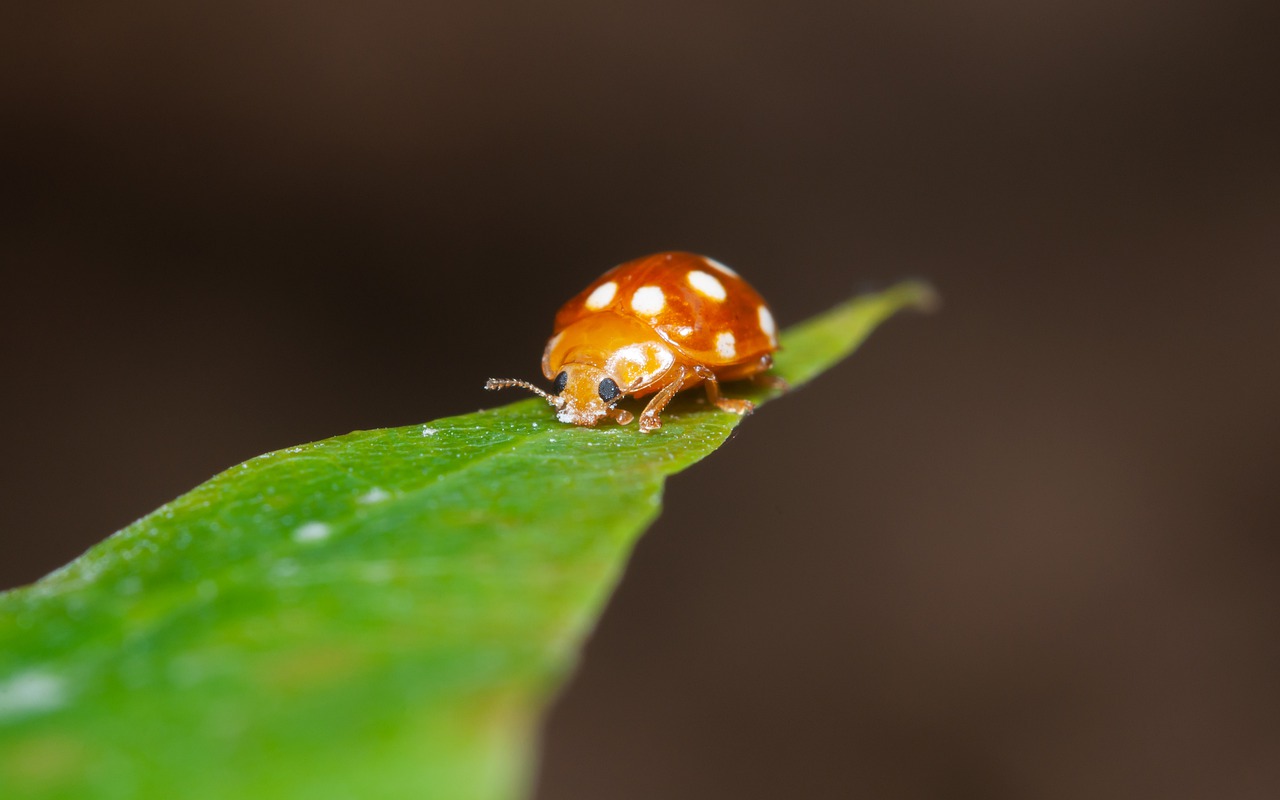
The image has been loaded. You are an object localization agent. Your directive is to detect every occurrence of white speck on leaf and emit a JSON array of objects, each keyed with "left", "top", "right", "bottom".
[
  {"left": 293, "top": 522, "right": 331, "bottom": 543},
  {"left": 422, "top": 426, "right": 438, "bottom": 436},
  {"left": 361, "top": 562, "right": 394, "bottom": 582},
  {"left": 358, "top": 488, "right": 390, "bottom": 504},
  {"left": 0, "top": 671, "right": 68, "bottom": 720}
]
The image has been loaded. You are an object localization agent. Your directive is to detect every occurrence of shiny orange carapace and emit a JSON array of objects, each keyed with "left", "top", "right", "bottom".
[{"left": 486, "top": 251, "right": 781, "bottom": 432}]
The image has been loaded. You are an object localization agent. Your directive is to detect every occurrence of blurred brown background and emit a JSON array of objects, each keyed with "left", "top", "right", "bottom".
[{"left": 3, "top": 2, "right": 1279, "bottom": 798}]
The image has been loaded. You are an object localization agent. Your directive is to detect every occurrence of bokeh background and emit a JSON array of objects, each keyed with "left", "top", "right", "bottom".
[{"left": 4, "top": 2, "right": 1279, "bottom": 798}]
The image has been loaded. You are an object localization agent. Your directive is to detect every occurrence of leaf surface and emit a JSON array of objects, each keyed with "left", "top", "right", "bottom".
[{"left": 0, "top": 282, "right": 933, "bottom": 799}]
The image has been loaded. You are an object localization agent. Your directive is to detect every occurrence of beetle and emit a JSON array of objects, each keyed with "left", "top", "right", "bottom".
[{"left": 486, "top": 251, "right": 781, "bottom": 432}]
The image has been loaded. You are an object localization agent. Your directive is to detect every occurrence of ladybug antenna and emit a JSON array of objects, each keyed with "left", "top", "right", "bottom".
[{"left": 484, "top": 378, "right": 564, "bottom": 408}]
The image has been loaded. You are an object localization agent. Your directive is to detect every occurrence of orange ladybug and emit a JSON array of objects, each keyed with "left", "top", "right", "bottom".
[{"left": 486, "top": 251, "right": 780, "bottom": 432}]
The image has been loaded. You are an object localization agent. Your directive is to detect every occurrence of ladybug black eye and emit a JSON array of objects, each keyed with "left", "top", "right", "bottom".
[
  {"left": 552, "top": 371, "right": 568, "bottom": 395},
  {"left": 598, "top": 377, "right": 621, "bottom": 403}
]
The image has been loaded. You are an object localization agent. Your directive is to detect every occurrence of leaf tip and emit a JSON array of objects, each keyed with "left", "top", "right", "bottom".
[{"left": 893, "top": 279, "right": 942, "bottom": 315}]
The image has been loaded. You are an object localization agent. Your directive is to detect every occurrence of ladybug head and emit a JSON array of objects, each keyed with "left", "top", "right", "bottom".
[
  {"left": 484, "top": 365, "right": 634, "bottom": 427},
  {"left": 551, "top": 364, "right": 631, "bottom": 427}
]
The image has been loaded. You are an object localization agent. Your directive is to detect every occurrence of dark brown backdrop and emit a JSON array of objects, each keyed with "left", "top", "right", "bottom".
[{"left": 3, "top": 2, "right": 1279, "bottom": 798}]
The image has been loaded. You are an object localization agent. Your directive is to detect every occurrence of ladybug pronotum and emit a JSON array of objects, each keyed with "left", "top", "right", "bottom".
[{"left": 486, "top": 251, "right": 781, "bottom": 433}]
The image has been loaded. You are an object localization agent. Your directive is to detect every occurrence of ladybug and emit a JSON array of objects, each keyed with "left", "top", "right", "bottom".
[{"left": 486, "top": 251, "right": 781, "bottom": 432}]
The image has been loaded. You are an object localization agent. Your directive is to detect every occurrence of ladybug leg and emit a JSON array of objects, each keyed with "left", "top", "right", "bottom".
[
  {"left": 638, "top": 365, "right": 686, "bottom": 433},
  {"left": 607, "top": 406, "right": 634, "bottom": 426},
  {"left": 749, "top": 355, "right": 788, "bottom": 390},
  {"left": 750, "top": 373, "right": 789, "bottom": 390},
  {"left": 693, "top": 365, "right": 754, "bottom": 416}
]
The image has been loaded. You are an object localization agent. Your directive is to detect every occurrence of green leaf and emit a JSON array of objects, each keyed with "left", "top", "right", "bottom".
[{"left": 0, "top": 282, "right": 934, "bottom": 800}]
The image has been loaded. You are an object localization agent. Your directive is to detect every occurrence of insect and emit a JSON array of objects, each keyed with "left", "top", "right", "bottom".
[{"left": 486, "top": 251, "right": 781, "bottom": 432}]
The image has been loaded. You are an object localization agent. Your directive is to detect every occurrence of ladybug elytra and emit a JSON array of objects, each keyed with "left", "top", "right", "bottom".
[{"left": 486, "top": 251, "right": 781, "bottom": 432}]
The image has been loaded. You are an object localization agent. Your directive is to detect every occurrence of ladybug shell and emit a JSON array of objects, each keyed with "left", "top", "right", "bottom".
[{"left": 551, "top": 252, "right": 778, "bottom": 371}]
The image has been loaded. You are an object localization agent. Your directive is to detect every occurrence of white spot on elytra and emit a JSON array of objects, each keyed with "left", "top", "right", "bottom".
[
  {"left": 359, "top": 487, "right": 390, "bottom": 504},
  {"left": 716, "top": 331, "right": 737, "bottom": 359},
  {"left": 757, "top": 305, "right": 777, "bottom": 342},
  {"left": 674, "top": 325, "right": 693, "bottom": 337},
  {"left": 703, "top": 256, "right": 738, "bottom": 277},
  {"left": 609, "top": 342, "right": 675, "bottom": 387},
  {"left": 421, "top": 426, "right": 438, "bottom": 436},
  {"left": 0, "top": 671, "right": 67, "bottom": 719},
  {"left": 585, "top": 281, "right": 618, "bottom": 310},
  {"left": 293, "top": 521, "right": 330, "bottom": 543},
  {"left": 630, "top": 285, "right": 666, "bottom": 315},
  {"left": 614, "top": 344, "right": 643, "bottom": 363},
  {"left": 687, "top": 270, "right": 726, "bottom": 301}
]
